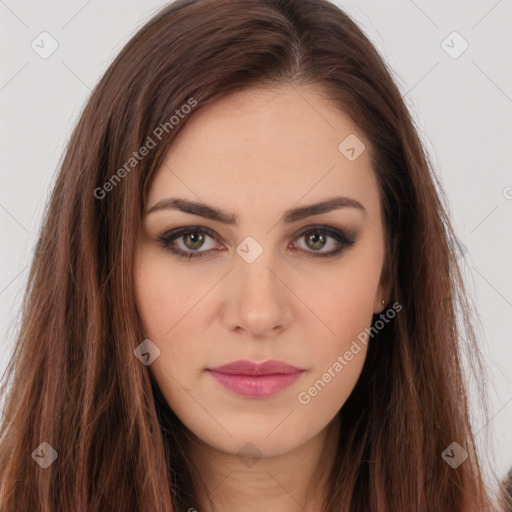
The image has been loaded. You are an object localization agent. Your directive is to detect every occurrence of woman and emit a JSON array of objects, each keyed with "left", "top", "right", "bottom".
[{"left": 0, "top": 0, "right": 503, "bottom": 510}]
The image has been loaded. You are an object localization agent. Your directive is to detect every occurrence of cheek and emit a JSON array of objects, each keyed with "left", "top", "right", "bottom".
[
  {"left": 133, "top": 261, "right": 199, "bottom": 414},
  {"left": 299, "top": 257, "right": 380, "bottom": 404},
  {"left": 297, "top": 297, "right": 370, "bottom": 415},
  {"left": 134, "top": 273, "right": 169, "bottom": 340},
  {"left": 311, "top": 268, "right": 378, "bottom": 349},
  {"left": 133, "top": 255, "right": 207, "bottom": 380},
  {"left": 134, "top": 253, "right": 191, "bottom": 340}
]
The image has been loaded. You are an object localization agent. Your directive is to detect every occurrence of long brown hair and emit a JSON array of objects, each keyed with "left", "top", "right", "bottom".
[{"left": 0, "top": 0, "right": 502, "bottom": 510}]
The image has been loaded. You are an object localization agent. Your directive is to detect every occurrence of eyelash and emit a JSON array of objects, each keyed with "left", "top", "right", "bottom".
[{"left": 156, "top": 225, "right": 357, "bottom": 261}]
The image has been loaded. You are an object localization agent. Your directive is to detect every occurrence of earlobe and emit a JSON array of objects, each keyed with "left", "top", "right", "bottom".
[
  {"left": 374, "top": 297, "right": 386, "bottom": 315},
  {"left": 374, "top": 250, "right": 393, "bottom": 313},
  {"left": 374, "top": 279, "right": 392, "bottom": 314}
]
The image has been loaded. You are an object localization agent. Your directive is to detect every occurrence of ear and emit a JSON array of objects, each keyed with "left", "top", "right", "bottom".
[
  {"left": 373, "top": 274, "right": 392, "bottom": 314},
  {"left": 374, "top": 232, "right": 394, "bottom": 314}
]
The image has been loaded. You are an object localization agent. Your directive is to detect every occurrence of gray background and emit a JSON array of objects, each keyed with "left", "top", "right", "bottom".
[{"left": 1, "top": 0, "right": 511, "bottom": 498}]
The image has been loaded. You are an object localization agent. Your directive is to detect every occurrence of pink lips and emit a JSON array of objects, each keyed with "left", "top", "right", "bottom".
[{"left": 206, "top": 359, "right": 305, "bottom": 398}]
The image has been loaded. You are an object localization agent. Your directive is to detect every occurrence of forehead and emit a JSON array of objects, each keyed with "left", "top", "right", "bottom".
[{"left": 148, "top": 84, "right": 380, "bottom": 222}]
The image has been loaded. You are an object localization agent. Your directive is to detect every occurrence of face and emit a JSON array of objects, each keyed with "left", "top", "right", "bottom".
[{"left": 134, "top": 84, "right": 389, "bottom": 459}]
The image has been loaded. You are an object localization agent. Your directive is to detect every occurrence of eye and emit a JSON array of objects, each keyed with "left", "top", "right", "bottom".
[
  {"left": 157, "top": 225, "right": 357, "bottom": 261},
  {"left": 157, "top": 226, "right": 222, "bottom": 260},
  {"left": 290, "top": 225, "right": 357, "bottom": 258}
]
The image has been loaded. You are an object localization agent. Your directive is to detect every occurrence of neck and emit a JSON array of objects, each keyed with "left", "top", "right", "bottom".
[{"left": 180, "top": 413, "right": 341, "bottom": 512}]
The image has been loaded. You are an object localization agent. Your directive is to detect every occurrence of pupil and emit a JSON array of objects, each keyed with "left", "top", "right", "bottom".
[
  {"left": 185, "top": 232, "right": 204, "bottom": 249},
  {"left": 307, "top": 232, "right": 325, "bottom": 250}
]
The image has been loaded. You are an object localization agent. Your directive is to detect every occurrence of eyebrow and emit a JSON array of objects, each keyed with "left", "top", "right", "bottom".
[{"left": 145, "top": 195, "right": 367, "bottom": 224}]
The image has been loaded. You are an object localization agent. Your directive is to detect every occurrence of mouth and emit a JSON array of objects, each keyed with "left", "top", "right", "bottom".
[{"left": 205, "top": 359, "right": 305, "bottom": 398}]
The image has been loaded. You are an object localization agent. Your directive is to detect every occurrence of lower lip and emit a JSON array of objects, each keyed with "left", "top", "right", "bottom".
[{"left": 207, "top": 370, "right": 304, "bottom": 398}]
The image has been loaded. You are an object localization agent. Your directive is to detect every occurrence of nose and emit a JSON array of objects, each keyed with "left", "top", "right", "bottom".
[{"left": 222, "top": 249, "right": 294, "bottom": 339}]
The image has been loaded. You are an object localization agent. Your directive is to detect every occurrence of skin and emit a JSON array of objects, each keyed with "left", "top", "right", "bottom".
[{"left": 134, "top": 83, "right": 391, "bottom": 512}]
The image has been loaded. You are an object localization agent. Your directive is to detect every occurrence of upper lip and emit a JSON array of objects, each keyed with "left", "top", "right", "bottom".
[{"left": 207, "top": 359, "right": 304, "bottom": 376}]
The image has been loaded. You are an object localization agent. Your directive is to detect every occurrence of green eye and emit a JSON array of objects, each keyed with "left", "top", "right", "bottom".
[
  {"left": 157, "top": 225, "right": 357, "bottom": 261},
  {"left": 158, "top": 226, "right": 220, "bottom": 260},
  {"left": 291, "top": 225, "right": 357, "bottom": 258}
]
